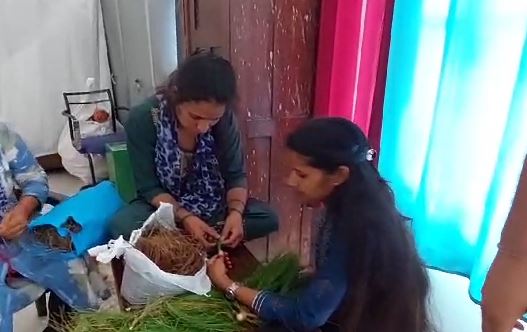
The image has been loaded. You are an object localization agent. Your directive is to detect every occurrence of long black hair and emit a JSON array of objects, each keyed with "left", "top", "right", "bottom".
[
  {"left": 158, "top": 51, "right": 237, "bottom": 110},
  {"left": 286, "top": 118, "right": 433, "bottom": 332}
]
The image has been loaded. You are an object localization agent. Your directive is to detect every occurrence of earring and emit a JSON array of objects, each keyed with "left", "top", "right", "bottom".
[{"left": 366, "top": 148, "right": 377, "bottom": 161}]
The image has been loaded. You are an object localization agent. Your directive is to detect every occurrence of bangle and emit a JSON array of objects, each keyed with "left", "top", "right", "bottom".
[
  {"left": 179, "top": 213, "right": 194, "bottom": 224},
  {"left": 224, "top": 281, "right": 241, "bottom": 301},
  {"left": 228, "top": 207, "right": 244, "bottom": 217},
  {"left": 228, "top": 199, "right": 245, "bottom": 208},
  {"left": 175, "top": 205, "right": 190, "bottom": 220},
  {"left": 228, "top": 199, "right": 245, "bottom": 215}
]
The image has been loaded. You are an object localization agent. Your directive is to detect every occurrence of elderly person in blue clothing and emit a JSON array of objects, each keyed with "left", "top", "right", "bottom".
[
  {"left": 0, "top": 122, "right": 50, "bottom": 330},
  {"left": 0, "top": 123, "right": 48, "bottom": 239},
  {"left": 0, "top": 123, "right": 73, "bottom": 332},
  {"left": 207, "top": 118, "right": 435, "bottom": 332},
  {"left": 0, "top": 123, "right": 120, "bottom": 332}
]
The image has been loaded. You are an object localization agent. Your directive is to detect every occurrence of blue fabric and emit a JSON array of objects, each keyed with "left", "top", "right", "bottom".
[
  {"left": 253, "top": 213, "right": 348, "bottom": 331},
  {"left": 80, "top": 131, "right": 126, "bottom": 154},
  {"left": 0, "top": 123, "right": 48, "bottom": 217},
  {"left": 7, "top": 236, "right": 96, "bottom": 309},
  {"left": 10, "top": 136, "right": 49, "bottom": 206},
  {"left": 0, "top": 232, "right": 102, "bottom": 332},
  {"left": 30, "top": 181, "right": 124, "bottom": 256},
  {"left": 0, "top": 262, "right": 44, "bottom": 332},
  {"left": 379, "top": 0, "right": 527, "bottom": 302},
  {"left": 0, "top": 182, "right": 15, "bottom": 220},
  {"left": 153, "top": 96, "right": 225, "bottom": 221}
]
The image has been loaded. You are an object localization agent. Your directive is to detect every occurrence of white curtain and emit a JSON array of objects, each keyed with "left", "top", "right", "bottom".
[{"left": 0, "top": 0, "right": 111, "bottom": 156}]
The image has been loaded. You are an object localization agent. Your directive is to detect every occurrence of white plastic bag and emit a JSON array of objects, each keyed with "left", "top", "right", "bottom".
[{"left": 89, "top": 203, "right": 211, "bottom": 305}]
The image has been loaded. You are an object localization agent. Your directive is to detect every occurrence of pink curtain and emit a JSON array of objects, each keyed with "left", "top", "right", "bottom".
[{"left": 314, "top": 0, "right": 394, "bottom": 153}]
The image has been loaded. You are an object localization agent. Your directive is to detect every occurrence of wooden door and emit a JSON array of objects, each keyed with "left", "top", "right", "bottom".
[{"left": 180, "top": 0, "right": 320, "bottom": 265}]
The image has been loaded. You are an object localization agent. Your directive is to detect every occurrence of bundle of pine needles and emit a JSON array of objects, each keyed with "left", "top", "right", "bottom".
[
  {"left": 64, "top": 253, "right": 301, "bottom": 332},
  {"left": 135, "top": 228, "right": 204, "bottom": 276}
]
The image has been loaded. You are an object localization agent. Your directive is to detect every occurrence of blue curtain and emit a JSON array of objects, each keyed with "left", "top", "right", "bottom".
[{"left": 380, "top": 0, "right": 527, "bottom": 302}]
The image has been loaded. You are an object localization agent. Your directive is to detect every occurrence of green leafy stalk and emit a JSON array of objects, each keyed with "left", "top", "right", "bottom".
[{"left": 65, "top": 253, "right": 301, "bottom": 332}]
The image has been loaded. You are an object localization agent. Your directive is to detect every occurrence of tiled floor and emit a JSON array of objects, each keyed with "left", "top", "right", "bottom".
[
  {"left": 11, "top": 171, "right": 522, "bottom": 332},
  {"left": 47, "top": 170, "right": 85, "bottom": 196}
]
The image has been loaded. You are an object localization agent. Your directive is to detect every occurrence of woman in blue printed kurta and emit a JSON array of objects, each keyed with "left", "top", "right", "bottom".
[{"left": 207, "top": 118, "right": 435, "bottom": 332}]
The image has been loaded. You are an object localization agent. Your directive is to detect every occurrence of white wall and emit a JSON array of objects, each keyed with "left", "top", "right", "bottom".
[
  {"left": 101, "top": 0, "right": 178, "bottom": 111},
  {"left": 0, "top": 0, "right": 111, "bottom": 156}
]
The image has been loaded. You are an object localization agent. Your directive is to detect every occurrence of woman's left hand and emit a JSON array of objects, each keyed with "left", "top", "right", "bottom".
[
  {"left": 207, "top": 253, "right": 233, "bottom": 290},
  {"left": 221, "top": 212, "right": 244, "bottom": 248}
]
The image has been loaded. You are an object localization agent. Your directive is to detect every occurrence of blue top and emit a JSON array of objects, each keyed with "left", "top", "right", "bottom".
[
  {"left": 252, "top": 213, "right": 348, "bottom": 331},
  {"left": 0, "top": 123, "right": 48, "bottom": 215}
]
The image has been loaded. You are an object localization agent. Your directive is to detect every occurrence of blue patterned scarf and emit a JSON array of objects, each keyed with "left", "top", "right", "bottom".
[{"left": 153, "top": 97, "right": 225, "bottom": 221}]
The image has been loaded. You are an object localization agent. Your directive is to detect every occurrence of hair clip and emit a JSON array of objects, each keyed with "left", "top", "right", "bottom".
[{"left": 366, "top": 148, "right": 377, "bottom": 162}]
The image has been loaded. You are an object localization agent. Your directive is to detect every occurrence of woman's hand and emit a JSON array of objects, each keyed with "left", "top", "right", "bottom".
[
  {"left": 482, "top": 251, "right": 527, "bottom": 332},
  {"left": 221, "top": 212, "right": 244, "bottom": 248},
  {"left": 182, "top": 215, "right": 220, "bottom": 248},
  {"left": 207, "top": 253, "right": 234, "bottom": 290},
  {"left": 0, "top": 208, "right": 29, "bottom": 239},
  {"left": 0, "top": 197, "right": 37, "bottom": 240}
]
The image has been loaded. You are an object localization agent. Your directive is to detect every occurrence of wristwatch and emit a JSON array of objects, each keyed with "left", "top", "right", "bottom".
[{"left": 225, "top": 282, "right": 241, "bottom": 301}]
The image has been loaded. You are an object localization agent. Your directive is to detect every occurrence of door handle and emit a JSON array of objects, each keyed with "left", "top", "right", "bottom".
[
  {"left": 192, "top": 46, "right": 221, "bottom": 55},
  {"left": 134, "top": 79, "right": 143, "bottom": 92},
  {"left": 194, "top": 0, "right": 200, "bottom": 30}
]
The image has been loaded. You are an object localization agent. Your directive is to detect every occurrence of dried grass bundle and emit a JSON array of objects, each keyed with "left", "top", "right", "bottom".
[{"left": 135, "top": 228, "right": 204, "bottom": 276}]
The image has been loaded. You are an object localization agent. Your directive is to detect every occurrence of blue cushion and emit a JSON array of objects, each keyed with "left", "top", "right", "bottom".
[{"left": 29, "top": 181, "right": 124, "bottom": 255}]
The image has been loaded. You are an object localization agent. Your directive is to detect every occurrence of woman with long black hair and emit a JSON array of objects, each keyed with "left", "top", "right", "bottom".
[{"left": 207, "top": 117, "right": 434, "bottom": 332}]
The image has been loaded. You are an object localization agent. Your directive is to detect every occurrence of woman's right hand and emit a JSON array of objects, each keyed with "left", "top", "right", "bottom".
[
  {"left": 207, "top": 253, "right": 233, "bottom": 291},
  {"left": 182, "top": 216, "right": 220, "bottom": 248}
]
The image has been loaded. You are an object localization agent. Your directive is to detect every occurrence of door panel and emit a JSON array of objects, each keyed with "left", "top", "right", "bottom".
[
  {"left": 229, "top": 0, "right": 275, "bottom": 261},
  {"left": 182, "top": 0, "right": 320, "bottom": 263},
  {"left": 188, "top": 0, "right": 230, "bottom": 58},
  {"left": 102, "top": 0, "right": 177, "bottom": 108},
  {"left": 268, "top": 0, "right": 320, "bottom": 259}
]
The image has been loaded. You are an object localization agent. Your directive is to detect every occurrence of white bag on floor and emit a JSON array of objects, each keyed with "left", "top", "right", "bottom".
[{"left": 88, "top": 203, "right": 211, "bottom": 305}]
